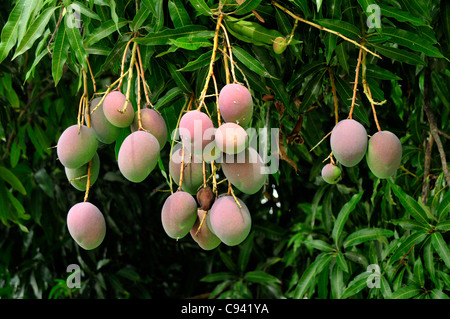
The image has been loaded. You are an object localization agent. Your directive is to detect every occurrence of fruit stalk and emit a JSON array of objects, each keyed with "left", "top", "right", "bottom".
[{"left": 348, "top": 47, "right": 363, "bottom": 120}]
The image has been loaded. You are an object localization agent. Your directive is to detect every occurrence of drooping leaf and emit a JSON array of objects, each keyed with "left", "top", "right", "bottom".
[
  {"left": 52, "top": 22, "right": 70, "bottom": 86},
  {"left": 332, "top": 191, "right": 363, "bottom": 245}
]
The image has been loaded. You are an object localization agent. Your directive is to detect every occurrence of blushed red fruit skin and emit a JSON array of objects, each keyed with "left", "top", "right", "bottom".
[
  {"left": 118, "top": 131, "right": 160, "bottom": 183},
  {"left": 190, "top": 210, "right": 221, "bottom": 250},
  {"left": 169, "top": 143, "right": 206, "bottom": 195},
  {"left": 221, "top": 147, "right": 266, "bottom": 195},
  {"left": 206, "top": 195, "right": 251, "bottom": 246},
  {"left": 161, "top": 191, "right": 198, "bottom": 240},
  {"left": 214, "top": 122, "right": 248, "bottom": 155},
  {"left": 218, "top": 83, "right": 253, "bottom": 127},
  {"left": 179, "top": 110, "right": 215, "bottom": 155},
  {"left": 330, "top": 119, "right": 368, "bottom": 167},
  {"left": 67, "top": 202, "right": 106, "bottom": 250},
  {"left": 366, "top": 131, "right": 402, "bottom": 179},
  {"left": 321, "top": 163, "right": 341, "bottom": 184},
  {"left": 57, "top": 124, "right": 98, "bottom": 169},
  {"left": 88, "top": 97, "right": 121, "bottom": 144},
  {"left": 103, "top": 91, "right": 135, "bottom": 128},
  {"left": 65, "top": 152, "right": 100, "bottom": 191},
  {"left": 130, "top": 108, "right": 168, "bottom": 150}
]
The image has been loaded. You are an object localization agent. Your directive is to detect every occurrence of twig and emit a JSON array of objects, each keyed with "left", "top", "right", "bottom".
[
  {"left": 328, "top": 67, "right": 339, "bottom": 125},
  {"left": 423, "top": 68, "right": 450, "bottom": 187},
  {"left": 349, "top": 47, "right": 363, "bottom": 119},
  {"left": 422, "top": 132, "right": 433, "bottom": 204},
  {"left": 272, "top": 1, "right": 381, "bottom": 59}
]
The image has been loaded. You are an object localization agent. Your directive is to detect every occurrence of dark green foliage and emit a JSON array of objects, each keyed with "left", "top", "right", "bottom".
[{"left": 0, "top": 0, "right": 448, "bottom": 300}]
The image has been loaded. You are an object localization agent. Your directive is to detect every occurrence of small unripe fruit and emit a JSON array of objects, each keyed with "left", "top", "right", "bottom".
[
  {"left": 65, "top": 152, "right": 100, "bottom": 191},
  {"left": 57, "top": 124, "right": 98, "bottom": 169},
  {"left": 161, "top": 191, "right": 198, "bottom": 240},
  {"left": 67, "top": 202, "right": 106, "bottom": 250},
  {"left": 130, "top": 108, "right": 168, "bottom": 150},
  {"left": 88, "top": 97, "right": 121, "bottom": 144},
  {"left": 207, "top": 195, "right": 251, "bottom": 246},
  {"left": 197, "top": 186, "right": 215, "bottom": 211},
  {"left": 190, "top": 210, "right": 221, "bottom": 251},
  {"left": 273, "top": 36, "right": 288, "bottom": 54},
  {"left": 214, "top": 122, "right": 248, "bottom": 155},
  {"left": 103, "top": 91, "right": 135, "bottom": 128},
  {"left": 218, "top": 83, "right": 253, "bottom": 127},
  {"left": 321, "top": 163, "right": 341, "bottom": 184},
  {"left": 118, "top": 131, "right": 160, "bottom": 183},
  {"left": 366, "top": 130, "right": 402, "bottom": 179},
  {"left": 330, "top": 119, "right": 368, "bottom": 167}
]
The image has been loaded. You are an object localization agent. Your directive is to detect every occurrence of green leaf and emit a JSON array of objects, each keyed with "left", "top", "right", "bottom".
[
  {"left": 238, "top": 232, "right": 254, "bottom": 273},
  {"left": 379, "top": 4, "right": 429, "bottom": 27},
  {"left": 305, "top": 239, "right": 335, "bottom": 252},
  {"left": 225, "top": 17, "right": 283, "bottom": 46},
  {"left": 388, "top": 218, "right": 430, "bottom": 232},
  {"left": 381, "top": 27, "right": 444, "bottom": 58},
  {"left": 336, "top": 251, "right": 349, "bottom": 273},
  {"left": 389, "top": 231, "right": 428, "bottom": 265},
  {"left": 65, "top": 15, "right": 89, "bottom": 71},
  {"left": 187, "top": 0, "right": 212, "bottom": 16},
  {"left": 0, "top": 0, "right": 27, "bottom": 63},
  {"left": 72, "top": 1, "right": 101, "bottom": 21},
  {"left": 430, "top": 289, "right": 450, "bottom": 299},
  {"left": 178, "top": 50, "right": 219, "bottom": 72},
  {"left": 330, "top": 263, "right": 344, "bottom": 298},
  {"left": 244, "top": 270, "right": 281, "bottom": 284},
  {"left": 13, "top": 6, "right": 58, "bottom": 60},
  {"left": 170, "top": 36, "right": 212, "bottom": 50},
  {"left": 168, "top": 0, "right": 192, "bottom": 28},
  {"left": 293, "top": 253, "right": 333, "bottom": 298},
  {"left": 391, "top": 285, "right": 421, "bottom": 299},
  {"left": 232, "top": 46, "right": 277, "bottom": 79},
  {"left": 341, "top": 271, "right": 371, "bottom": 299},
  {"left": 52, "top": 23, "right": 70, "bottom": 86},
  {"left": 290, "top": 0, "right": 312, "bottom": 18},
  {"left": 0, "top": 166, "right": 27, "bottom": 195},
  {"left": 166, "top": 62, "right": 192, "bottom": 94},
  {"left": 431, "top": 71, "right": 450, "bottom": 109},
  {"left": 371, "top": 44, "right": 426, "bottom": 65},
  {"left": 332, "top": 192, "right": 363, "bottom": 245},
  {"left": 135, "top": 25, "right": 212, "bottom": 46},
  {"left": 84, "top": 19, "right": 128, "bottom": 47},
  {"left": 343, "top": 228, "right": 394, "bottom": 248},
  {"left": 314, "top": 19, "right": 361, "bottom": 39},
  {"left": 200, "top": 272, "right": 236, "bottom": 282},
  {"left": 131, "top": 5, "right": 151, "bottom": 31},
  {"left": 298, "top": 69, "right": 326, "bottom": 112},
  {"left": 436, "top": 220, "right": 450, "bottom": 231},
  {"left": 431, "top": 232, "right": 450, "bottom": 269},
  {"left": 413, "top": 258, "right": 425, "bottom": 288},
  {"left": 389, "top": 181, "right": 431, "bottom": 226},
  {"left": 232, "top": 0, "right": 262, "bottom": 15},
  {"left": 34, "top": 168, "right": 54, "bottom": 198}
]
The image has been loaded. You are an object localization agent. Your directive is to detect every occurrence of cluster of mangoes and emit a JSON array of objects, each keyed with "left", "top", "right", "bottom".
[
  {"left": 162, "top": 83, "right": 266, "bottom": 250},
  {"left": 321, "top": 119, "right": 402, "bottom": 184},
  {"left": 57, "top": 90, "right": 167, "bottom": 250},
  {"left": 58, "top": 82, "right": 267, "bottom": 251}
]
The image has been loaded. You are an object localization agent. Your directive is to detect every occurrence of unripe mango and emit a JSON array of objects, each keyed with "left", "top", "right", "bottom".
[
  {"left": 57, "top": 124, "right": 98, "bottom": 169},
  {"left": 330, "top": 119, "right": 368, "bottom": 167},
  {"left": 190, "top": 210, "right": 221, "bottom": 250},
  {"left": 321, "top": 163, "right": 341, "bottom": 184},
  {"left": 206, "top": 195, "right": 251, "bottom": 246},
  {"left": 130, "top": 108, "right": 168, "bottom": 150},
  {"left": 103, "top": 91, "right": 135, "bottom": 128},
  {"left": 366, "top": 131, "right": 402, "bottom": 179},
  {"left": 218, "top": 83, "right": 253, "bottom": 127},
  {"left": 88, "top": 97, "right": 121, "bottom": 144},
  {"left": 118, "top": 131, "right": 160, "bottom": 183},
  {"left": 67, "top": 202, "right": 106, "bottom": 250},
  {"left": 161, "top": 191, "right": 198, "bottom": 240},
  {"left": 65, "top": 152, "right": 100, "bottom": 191}
]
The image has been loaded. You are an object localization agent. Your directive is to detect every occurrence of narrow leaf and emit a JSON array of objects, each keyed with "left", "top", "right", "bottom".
[
  {"left": 13, "top": 6, "right": 58, "bottom": 60},
  {"left": 343, "top": 228, "right": 394, "bottom": 248},
  {"left": 431, "top": 232, "right": 450, "bottom": 269},
  {"left": 233, "top": 0, "right": 263, "bottom": 16},
  {"left": 0, "top": 0, "right": 27, "bottom": 63},
  {"left": 187, "top": 0, "right": 212, "bottom": 16},
  {"left": 391, "top": 285, "right": 421, "bottom": 299},
  {"left": 52, "top": 23, "right": 70, "bottom": 86},
  {"left": 332, "top": 192, "right": 363, "bottom": 245},
  {"left": 0, "top": 166, "right": 27, "bottom": 195},
  {"left": 232, "top": 46, "right": 277, "bottom": 79},
  {"left": 244, "top": 270, "right": 281, "bottom": 284}
]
